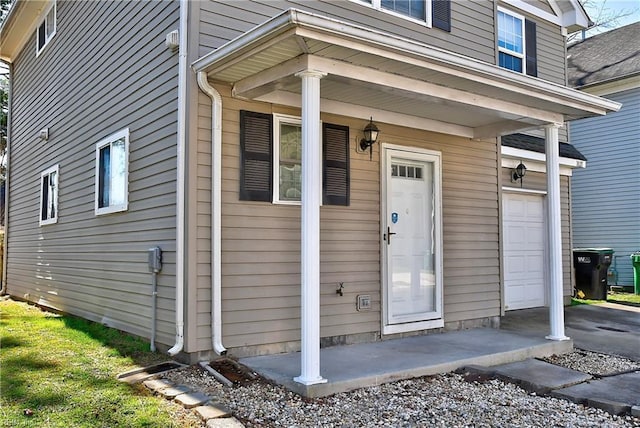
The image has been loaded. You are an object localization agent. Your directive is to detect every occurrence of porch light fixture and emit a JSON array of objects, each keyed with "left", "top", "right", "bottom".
[
  {"left": 359, "top": 117, "right": 379, "bottom": 160},
  {"left": 512, "top": 161, "right": 527, "bottom": 187}
]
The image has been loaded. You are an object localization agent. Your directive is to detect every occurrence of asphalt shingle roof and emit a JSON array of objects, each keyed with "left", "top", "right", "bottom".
[
  {"left": 502, "top": 133, "right": 587, "bottom": 161},
  {"left": 567, "top": 22, "right": 640, "bottom": 88}
]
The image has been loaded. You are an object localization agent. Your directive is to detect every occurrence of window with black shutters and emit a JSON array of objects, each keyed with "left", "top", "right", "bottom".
[{"left": 239, "top": 111, "right": 350, "bottom": 206}]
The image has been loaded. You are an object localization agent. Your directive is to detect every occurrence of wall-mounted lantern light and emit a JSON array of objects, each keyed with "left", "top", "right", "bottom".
[
  {"left": 511, "top": 161, "right": 527, "bottom": 187},
  {"left": 359, "top": 117, "right": 379, "bottom": 160},
  {"left": 39, "top": 128, "right": 49, "bottom": 141}
]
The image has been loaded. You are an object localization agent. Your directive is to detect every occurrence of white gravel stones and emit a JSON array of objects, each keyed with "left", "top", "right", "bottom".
[
  {"left": 542, "top": 349, "right": 640, "bottom": 376},
  {"left": 162, "top": 354, "right": 640, "bottom": 428}
]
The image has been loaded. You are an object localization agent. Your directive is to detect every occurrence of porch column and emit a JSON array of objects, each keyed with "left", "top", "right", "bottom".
[
  {"left": 545, "top": 123, "right": 569, "bottom": 341},
  {"left": 294, "top": 70, "right": 328, "bottom": 386}
]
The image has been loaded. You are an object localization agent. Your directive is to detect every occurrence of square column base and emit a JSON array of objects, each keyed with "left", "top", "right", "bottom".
[
  {"left": 545, "top": 334, "right": 570, "bottom": 341},
  {"left": 294, "top": 375, "right": 328, "bottom": 386}
]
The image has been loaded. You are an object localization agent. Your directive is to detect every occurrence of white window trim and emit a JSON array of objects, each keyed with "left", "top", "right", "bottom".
[
  {"left": 94, "top": 128, "right": 130, "bottom": 216},
  {"left": 272, "top": 114, "right": 322, "bottom": 205},
  {"left": 36, "top": 1, "right": 57, "bottom": 57},
  {"left": 39, "top": 164, "right": 59, "bottom": 226},
  {"left": 497, "top": 6, "right": 527, "bottom": 74},
  {"left": 351, "top": 0, "right": 432, "bottom": 27}
]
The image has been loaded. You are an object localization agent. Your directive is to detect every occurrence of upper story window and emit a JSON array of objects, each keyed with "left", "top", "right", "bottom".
[
  {"left": 497, "top": 8, "right": 525, "bottom": 73},
  {"left": 36, "top": 2, "right": 56, "bottom": 56},
  {"left": 380, "top": 0, "right": 426, "bottom": 21},
  {"left": 355, "top": 0, "right": 450, "bottom": 31},
  {"left": 497, "top": 7, "right": 538, "bottom": 77},
  {"left": 95, "top": 129, "right": 129, "bottom": 215},
  {"left": 40, "top": 165, "right": 59, "bottom": 226}
]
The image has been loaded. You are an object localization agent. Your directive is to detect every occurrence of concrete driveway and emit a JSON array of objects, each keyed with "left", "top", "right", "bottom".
[{"left": 501, "top": 302, "right": 640, "bottom": 361}]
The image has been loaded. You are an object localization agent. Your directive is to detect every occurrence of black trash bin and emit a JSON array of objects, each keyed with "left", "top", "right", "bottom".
[{"left": 573, "top": 248, "right": 614, "bottom": 300}]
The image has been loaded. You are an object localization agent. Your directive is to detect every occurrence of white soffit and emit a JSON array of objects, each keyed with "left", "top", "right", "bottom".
[
  {"left": 0, "top": 0, "right": 52, "bottom": 62},
  {"left": 194, "top": 8, "right": 618, "bottom": 137}
]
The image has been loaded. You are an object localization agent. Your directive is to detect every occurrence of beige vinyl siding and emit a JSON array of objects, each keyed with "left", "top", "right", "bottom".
[
  {"left": 501, "top": 169, "right": 574, "bottom": 297},
  {"left": 534, "top": 17, "right": 566, "bottom": 85},
  {"left": 199, "top": 81, "right": 500, "bottom": 355},
  {"left": 6, "top": 1, "right": 179, "bottom": 346},
  {"left": 197, "top": 0, "right": 496, "bottom": 64}
]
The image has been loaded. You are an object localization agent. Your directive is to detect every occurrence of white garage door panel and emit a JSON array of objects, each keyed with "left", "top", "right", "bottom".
[{"left": 503, "top": 193, "right": 546, "bottom": 311}]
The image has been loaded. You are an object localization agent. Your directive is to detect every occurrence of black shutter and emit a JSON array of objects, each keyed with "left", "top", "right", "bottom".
[
  {"left": 525, "top": 19, "right": 537, "bottom": 77},
  {"left": 432, "top": 0, "right": 451, "bottom": 32},
  {"left": 322, "top": 123, "right": 350, "bottom": 206},
  {"left": 240, "top": 110, "right": 272, "bottom": 201}
]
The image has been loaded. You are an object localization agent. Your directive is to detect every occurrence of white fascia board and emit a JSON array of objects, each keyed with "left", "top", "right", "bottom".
[
  {"left": 501, "top": 0, "right": 589, "bottom": 30},
  {"left": 193, "top": 8, "right": 619, "bottom": 118},
  {"left": 501, "top": 146, "right": 585, "bottom": 176},
  {"left": 575, "top": 74, "right": 640, "bottom": 96},
  {"left": 500, "top": 0, "right": 562, "bottom": 25}
]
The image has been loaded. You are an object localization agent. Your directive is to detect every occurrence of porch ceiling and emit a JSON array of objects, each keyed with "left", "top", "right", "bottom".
[{"left": 193, "top": 9, "right": 620, "bottom": 139}]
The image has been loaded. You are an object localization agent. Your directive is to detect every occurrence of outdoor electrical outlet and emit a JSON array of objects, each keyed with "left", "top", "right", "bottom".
[{"left": 356, "top": 294, "right": 371, "bottom": 311}]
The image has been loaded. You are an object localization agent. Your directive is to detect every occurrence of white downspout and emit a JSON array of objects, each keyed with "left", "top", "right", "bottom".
[
  {"left": 168, "top": 0, "right": 189, "bottom": 356},
  {"left": 1, "top": 62, "right": 11, "bottom": 296},
  {"left": 196, "top": 71, "right": 226, "bottom": 355}
]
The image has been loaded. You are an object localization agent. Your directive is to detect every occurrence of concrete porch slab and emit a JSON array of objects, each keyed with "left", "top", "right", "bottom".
[{"left": 240, "top": 328, "right": 572, "bottom": 397}]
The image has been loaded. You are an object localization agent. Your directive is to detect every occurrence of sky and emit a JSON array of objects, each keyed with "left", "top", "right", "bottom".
[{"left": 583, "top": 0, "right": 640, "bottom": 35}]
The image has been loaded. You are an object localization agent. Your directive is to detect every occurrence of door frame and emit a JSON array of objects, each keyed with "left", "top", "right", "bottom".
[
  {"left": 381, "top": 143, "right": 444, "bottom": 335},
  {"left": 501, "top": 189, "right": 549, "bottom": 311}
]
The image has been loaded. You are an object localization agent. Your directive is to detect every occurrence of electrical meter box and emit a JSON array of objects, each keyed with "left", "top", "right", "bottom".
[{"left": 148, "top": 247, "right": 162, "bottom": 273}]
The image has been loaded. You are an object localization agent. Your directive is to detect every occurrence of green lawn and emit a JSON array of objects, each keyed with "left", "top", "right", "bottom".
[
  {"left": 0, "top": 298, "right": 198, "bottom": 427},
  {"left": 572, "top": 292, "right": 640, "bottom": 307}
]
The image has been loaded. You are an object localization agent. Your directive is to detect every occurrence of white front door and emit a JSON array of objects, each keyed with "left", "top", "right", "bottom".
[
  {"left": 503, "top": 192, "right": 546, "bottom": 310},
  {"left": 383, "top": 146, "right": 443, "bottom": 334}
]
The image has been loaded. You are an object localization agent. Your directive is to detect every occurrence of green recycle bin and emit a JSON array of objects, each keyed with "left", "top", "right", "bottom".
[{"left": 631, "top": 252, "right": 640, "bottom": 295}]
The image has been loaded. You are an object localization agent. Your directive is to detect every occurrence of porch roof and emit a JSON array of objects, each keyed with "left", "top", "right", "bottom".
[{"left": 193, "top": 8, "right": 620, "bottom": 140}]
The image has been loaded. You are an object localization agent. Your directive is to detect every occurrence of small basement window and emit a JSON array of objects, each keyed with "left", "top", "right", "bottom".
[
  {"left": 40, "top": 165, "right": 59, "bottom": 226},
  {"left": 95, "top": 128, "right": 129, "bottom": 215},
  {"left": 36, "top": 2, "right": 56, "bottom": 56}
]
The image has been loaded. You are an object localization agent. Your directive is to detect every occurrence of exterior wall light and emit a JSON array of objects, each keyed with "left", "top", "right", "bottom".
[
  {"left": 359, "top": 117, "right": 379, "bottom": 160},
  {"left": 512, "top": 161, "right": 527, "bottom": 187}
]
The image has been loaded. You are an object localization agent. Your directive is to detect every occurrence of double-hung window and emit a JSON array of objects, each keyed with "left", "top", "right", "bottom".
[
  {"left": 381, "top": 0, "right": 426, "bottom": 21},
  {"left": 356, "top": 0, "right": 451, "bottom": 31},
  {"left": 497, "top": 7, "right": 538, "bottom": 77},
  {"left": 36, "top": 1, "right": 56, "bottom": 56},
  {"left": 40, "top": 165, "right": 59, "bottom": 226},
  {"left": 95, "top": 129, "right": 129, "bottom": 215}
]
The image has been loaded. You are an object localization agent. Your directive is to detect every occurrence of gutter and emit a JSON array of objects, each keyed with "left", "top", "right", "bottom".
[
  {"left": 1, "top": 61, "right": 11, "bottom": 295},
  {"left": 196, "top": 71, "right": 226, "bottom": 355},
  {"left": 168, "top": 0, "right": 188, "bottom": 357}
]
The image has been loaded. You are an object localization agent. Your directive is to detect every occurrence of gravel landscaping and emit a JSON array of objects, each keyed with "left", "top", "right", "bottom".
[{"left": 160, "top": 350, "right": 640, "bottom": 427}]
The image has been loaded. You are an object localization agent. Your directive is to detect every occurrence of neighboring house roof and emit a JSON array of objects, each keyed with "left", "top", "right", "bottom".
[
  {"left": 502, "top": 133, "right": 587, "bottom": 161},
  {"left": 567, "top": 21, "right": 640, "bottom": 88}
]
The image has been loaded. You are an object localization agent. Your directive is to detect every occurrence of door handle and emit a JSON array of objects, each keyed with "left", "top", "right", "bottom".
[{"left": 385, "top": 226, "right": 397, "bottom": 245}]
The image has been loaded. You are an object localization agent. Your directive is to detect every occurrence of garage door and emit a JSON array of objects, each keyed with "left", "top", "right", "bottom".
[{"left": 503, "top": 193, "right": 546, "bottom": 310}]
